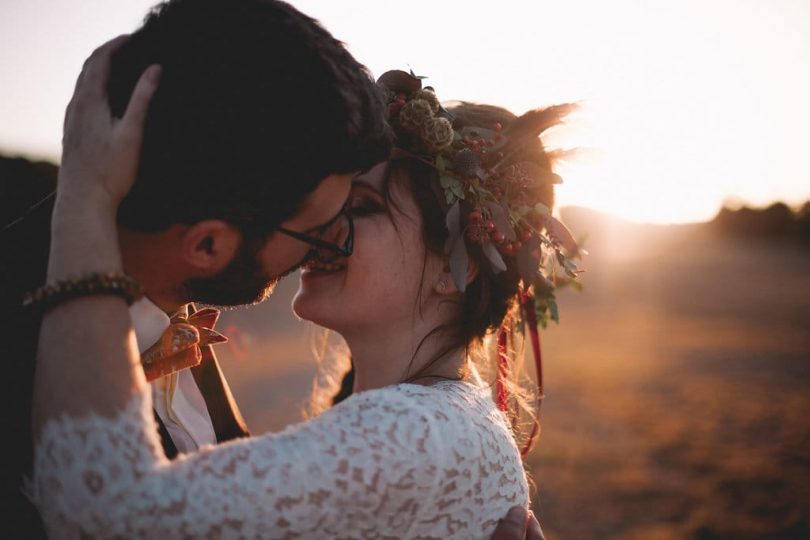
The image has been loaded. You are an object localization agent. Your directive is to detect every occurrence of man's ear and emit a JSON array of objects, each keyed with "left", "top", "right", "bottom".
[
  {"left": 434, "top": 256, "right": 479, "bottom": 295},
  {"left": 180, "top": 220, "right": 241, "bottom": 276}
]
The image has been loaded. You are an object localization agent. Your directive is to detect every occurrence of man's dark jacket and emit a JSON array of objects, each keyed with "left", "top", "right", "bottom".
[{"left": 0, "top": 194, "right": 250, "bottom": 538}]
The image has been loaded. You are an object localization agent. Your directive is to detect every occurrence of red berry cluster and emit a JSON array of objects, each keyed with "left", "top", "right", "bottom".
[
  {"left": 388, "top": 92, "right": 407, "bottom": 116},
  {"left": 461, "top": 123, "right": 505, "bottom": 169},
  {"left": 465, "top": 210, "right": 493, "bottom": 244},
  {"left": 464, "top": 209, "right": 535, "bottom": 257},
  {"left": 504, "top": 163, "right": 531, "bottom": 190}
]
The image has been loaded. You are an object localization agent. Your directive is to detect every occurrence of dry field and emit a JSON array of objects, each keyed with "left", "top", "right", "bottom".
[{"left": 216, "top": 211, "right": 810, "bottom": 539}]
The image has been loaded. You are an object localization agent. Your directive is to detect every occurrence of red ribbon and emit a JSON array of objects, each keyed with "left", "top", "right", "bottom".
[
  {"left": 521, "top": 290, "right": 544, "bottom": 404},
  {"left": 141, "top": 307, "right": 228, "bottom": 381},
  {"left": 520, "top": 290, "right": 543, "bottom": 456}
]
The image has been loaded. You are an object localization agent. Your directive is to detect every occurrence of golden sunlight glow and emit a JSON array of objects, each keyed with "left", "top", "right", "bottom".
[
  {"left": 1, "top": 0, "right": 809, "bottom": 224},
  {"left": 294, "top": 0, "right": 810, "bottom": 224}
]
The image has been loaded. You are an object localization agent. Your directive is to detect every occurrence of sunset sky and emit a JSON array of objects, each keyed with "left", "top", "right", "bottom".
[{"left": 1, "top": 0, "right": 808, "bottom": 224}]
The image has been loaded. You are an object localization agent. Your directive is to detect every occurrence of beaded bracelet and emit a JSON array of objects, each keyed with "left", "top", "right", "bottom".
[{"left": 23, "top": 272, "right": 145, "bottom": 312}]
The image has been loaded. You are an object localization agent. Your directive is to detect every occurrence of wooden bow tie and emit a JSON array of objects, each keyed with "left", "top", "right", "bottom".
[{"left": 141, "top": 307, "right": 228, "bottom": 381}]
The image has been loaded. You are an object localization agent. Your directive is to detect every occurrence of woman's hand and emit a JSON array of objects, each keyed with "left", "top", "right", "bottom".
[
  {"left": 47, "top": 36, "right": 160, "bottom": 281},
  {"left": 34, "top": 36, "right": 162, "bottom": 439},
  {"left": 57, "top": 34, "right": 161, "bottom": 215},
  {"left": 490, "top": 507, "right": 545, "bottom": 540}
]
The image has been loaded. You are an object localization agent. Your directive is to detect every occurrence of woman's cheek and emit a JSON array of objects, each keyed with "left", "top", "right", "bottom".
[{"left": 349, "top": 226, "right": 410, "bottom": 300}]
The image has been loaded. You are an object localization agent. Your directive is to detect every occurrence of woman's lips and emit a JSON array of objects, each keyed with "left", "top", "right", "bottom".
[{"left": 301, "top": 260, "right": 346, "bottom": 279}]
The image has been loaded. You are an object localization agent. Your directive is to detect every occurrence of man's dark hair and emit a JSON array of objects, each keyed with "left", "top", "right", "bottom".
[{"left": 109, "top": 0, "right": 391, "bottom": 237}]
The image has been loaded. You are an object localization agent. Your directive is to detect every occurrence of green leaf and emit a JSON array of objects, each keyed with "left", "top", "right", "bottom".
[
  {"left": 482, "top": 242, "right": 507, "bottom": 272},
  {"left": 534, "top": 203, "right": 550, "bottom": 216},
  {"left": 555, "top": 278, "right": 584, "bottom": 293},
  {"left": 514, "top": 205, "right": 532, "bottom": 217},
  {"left": 444, "top": 201, "right": 461, "bottom": 250},
  {"left": 408, "top": 67, "right": 428, "bottom": 80},
  {"left": 533, "top": 290, "right": 558, "bottom": 328},
  {"left": 549, "top": 298, "right": 560, "bottom": 324},
  {"left": 516, "top": 235, "right": 541, "bottom": 284},
  {"left": 544, "top": 215, "right": 579, "bottom": 255},
  {"left": 533, "top": 275, "right": 555, "bottom": 298},
  {"left": 534, "top": 301, "right": 550, "bottom": 329},
  {"left": 436, "top": 154, "right": 446, "bottom": 172}
]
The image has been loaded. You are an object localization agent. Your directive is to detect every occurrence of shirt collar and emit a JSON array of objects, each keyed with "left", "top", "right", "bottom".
[{"left": 129, "top": 296, "right": 172, "bottom": 354}]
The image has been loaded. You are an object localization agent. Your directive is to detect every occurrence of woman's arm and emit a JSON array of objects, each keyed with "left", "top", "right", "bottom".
[
  {"left": 32, "top": 36, "right": 161, "bottom": 436},
  {"left": 34, "top": 384, "right": 446, "bottom": 538}
]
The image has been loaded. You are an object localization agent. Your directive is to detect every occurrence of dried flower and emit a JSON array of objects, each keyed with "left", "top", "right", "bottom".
[
  {"left": 421, "top": 117, "right": 454, "bottom": 152},
  {"left": 411, "top": 89, "right": 440, "bottom": 113},
  {"left": 398, "top": 99, "right": 434, "bottom": 133}
]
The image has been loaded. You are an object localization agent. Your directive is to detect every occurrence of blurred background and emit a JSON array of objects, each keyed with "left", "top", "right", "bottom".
[{"left": 2, "top": 1, "right": 809, "bottom": 538}]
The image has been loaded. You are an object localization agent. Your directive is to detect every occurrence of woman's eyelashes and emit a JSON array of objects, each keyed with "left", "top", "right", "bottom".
[{"left": 347, "top": 194, "right": 385, "bottom": 217}]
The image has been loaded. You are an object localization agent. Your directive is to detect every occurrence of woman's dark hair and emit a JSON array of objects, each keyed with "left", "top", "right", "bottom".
[
  {"left": 389, "top": 156, "right": 522, "bottom": 362},
  {"left": 401, "top": 102, "right": 552, "bottom": 375},
  {"left": 109, "top": 0, "right": 392, "bottom": 239},
  {"left": 331, "top": 101, "right": 569, "bottom": 453}
]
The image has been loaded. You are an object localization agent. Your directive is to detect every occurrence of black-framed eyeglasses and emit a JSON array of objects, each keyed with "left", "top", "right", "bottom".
[{"left": 275, "top": 207, "right": 354, "bottom": 264}]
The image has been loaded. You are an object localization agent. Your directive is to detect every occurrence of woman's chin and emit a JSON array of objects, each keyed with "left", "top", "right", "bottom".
[{"left": 292, "top": 291, "right": 339, "bottom": 330}]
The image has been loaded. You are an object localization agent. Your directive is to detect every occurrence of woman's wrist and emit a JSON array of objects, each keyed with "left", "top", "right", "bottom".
[
  {"left": 48, "top": 191, "right": 124, "bottom": 281},
  {"left": 53, "top": 174, "right": 122, "bottom": 218}
]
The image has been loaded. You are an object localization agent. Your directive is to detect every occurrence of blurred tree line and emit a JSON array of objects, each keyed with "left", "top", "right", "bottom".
[
  {"left": 1, "top": 155, "right": 57, "bottom": 228},
  {"left": 710, "top": 201, "right": 810, "bottom": 243}
]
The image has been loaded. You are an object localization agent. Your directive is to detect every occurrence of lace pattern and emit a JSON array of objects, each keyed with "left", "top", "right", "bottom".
[{"left": 33, "top": 381, "right": 528, "bottom": 539}]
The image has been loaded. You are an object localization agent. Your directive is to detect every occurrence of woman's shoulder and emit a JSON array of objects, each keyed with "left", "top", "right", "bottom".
[
  {"left": 335, "top": 380, "right": 494, "bottom": 422},
  {"left": 279, "top": 380, "right": 523, "bottom": 483},
  {"left": 327, "top": 381, "right": 517, "bottom": 456},
  {"left": 323, "top": 381, "right": 528, "bottom": 536}
]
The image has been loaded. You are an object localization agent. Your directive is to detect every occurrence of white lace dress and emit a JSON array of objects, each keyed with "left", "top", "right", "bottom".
[{"left": 32, "top": 380, "right": 529, "bottom": 539}]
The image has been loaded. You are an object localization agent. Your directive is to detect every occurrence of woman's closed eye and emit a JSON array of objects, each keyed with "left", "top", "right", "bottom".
[{"left": 347, "top": 195, "right": 384, "bottom": 217}]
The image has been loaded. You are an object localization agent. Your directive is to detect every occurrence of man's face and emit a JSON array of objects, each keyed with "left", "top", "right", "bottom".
[{"left": 184, "top": 172, "right": 354, "bottom": 306}]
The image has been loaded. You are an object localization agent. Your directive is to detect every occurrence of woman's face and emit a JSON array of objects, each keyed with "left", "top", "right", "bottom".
[{"left": 293, "top": 162, "right": 442, "bottom": 335}]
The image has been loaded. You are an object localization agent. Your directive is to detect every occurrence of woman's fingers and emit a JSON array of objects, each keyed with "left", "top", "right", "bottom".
[
  {"left": 57, "top": 34, "right": 158, "bottom": 208},
  {"left": 526, "top": 511, "right": 545, "bottom": 540},
  {"left": 120, "top": 65, "right": 161, "bottom": 137},
  {"left": 80, "top": 34, "right": 130, "bottom": 100},
  {"left": 490, "top": 506, "right": 528, "bottom": 540},
  {"left": 111, "top": 64, "right": 161, "bottom": 200},
  {"left": 64, "top": 34, "right": 130, "bottom": 139}
]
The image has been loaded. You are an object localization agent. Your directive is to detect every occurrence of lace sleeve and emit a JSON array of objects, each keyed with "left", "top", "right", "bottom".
[{"left": 33, "top": 383, "right": 518, "bottom": 539}]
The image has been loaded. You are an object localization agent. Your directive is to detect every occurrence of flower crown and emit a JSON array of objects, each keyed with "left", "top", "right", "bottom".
[{"left": 377, "top": 70, "right": 581, "bottom": 327}]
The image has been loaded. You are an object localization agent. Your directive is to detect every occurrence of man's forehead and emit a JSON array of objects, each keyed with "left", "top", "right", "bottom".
[{"left": 289, "top": 172, "right": 353, "bottom": 228}]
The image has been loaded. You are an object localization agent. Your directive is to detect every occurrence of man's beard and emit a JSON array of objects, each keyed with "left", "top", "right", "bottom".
[{"left": 183, "top": 238, "right": 300, "bottom": 307}]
